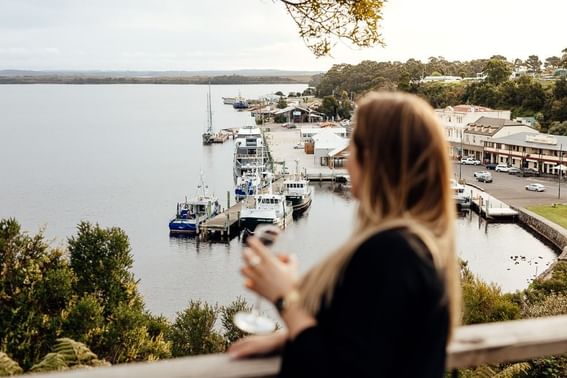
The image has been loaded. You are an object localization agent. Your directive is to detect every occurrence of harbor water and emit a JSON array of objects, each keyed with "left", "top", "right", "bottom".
[{"left": 0, "top": 84, "right": 558, "bottom": 318}]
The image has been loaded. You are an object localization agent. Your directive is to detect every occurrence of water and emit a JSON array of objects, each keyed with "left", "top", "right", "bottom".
[{"left": 0, "top": 85, "right": 557, "bottom": 318}]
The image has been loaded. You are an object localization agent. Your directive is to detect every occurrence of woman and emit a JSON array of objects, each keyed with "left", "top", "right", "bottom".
[{"left": 228, "top": 91, "right": 460, "bottom": 377}]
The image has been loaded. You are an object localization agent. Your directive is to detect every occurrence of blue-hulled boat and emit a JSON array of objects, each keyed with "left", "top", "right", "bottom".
[{"left": 169, "top": 175, "right": 221, "bottom": 235}]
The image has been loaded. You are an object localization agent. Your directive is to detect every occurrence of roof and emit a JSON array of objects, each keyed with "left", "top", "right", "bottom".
[
  {"left": 490, "top": 132, "right": 567, "bottom": 151},
  {"left": 273, "top": 106, "right": 310, "bottom": 115},
  {"left": 451, "top": 105, "right": 494, "bottom": 113},
  {"left": 464, "top": 117, "right": 533, "bottom": 136},
  {"left": 313, "top": 129, "right": 348, "bottom": 149},
  {"left": 328, "top": 140, "right": 350, "bottom": 157}
]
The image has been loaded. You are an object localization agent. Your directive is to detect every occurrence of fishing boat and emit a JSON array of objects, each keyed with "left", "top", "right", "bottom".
[
  {"left": 239, "top": 192, "right": 293, "bottom": 233},
  {"left": 233, "top": 126, "right": 268, "bottom": 182},
  {"left": 282, "top": 161, "right": 312, "bottom": 215},
  {"left": 169, "top": 174, "right": 221, "bottom": 235},
  {"left": 202, "top": 84, "right": 215, "bottom": 145},
  {"left": 234, "top": 171, "right": 263, "bottom": 201},
  {"left": 451, "top": 179, "right": 470, "bottom": 210},
  {"left": 232, "top": 98, "right": 249, "bottom": 109},
  {"left": 282, "top": 177, "right": 312, "bottom": 215}
]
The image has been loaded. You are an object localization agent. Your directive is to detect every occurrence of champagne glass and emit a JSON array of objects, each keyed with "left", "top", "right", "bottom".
[{"left": 233, "top": 224, "right": 282, "bottom": 334}]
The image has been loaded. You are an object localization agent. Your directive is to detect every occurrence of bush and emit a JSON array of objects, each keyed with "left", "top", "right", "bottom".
[
  {"left": 169, "top": 300, "right": 225, "bottom": 357},
  {"left": 220, "top": 297, "right": 253, "bottom": 345}
]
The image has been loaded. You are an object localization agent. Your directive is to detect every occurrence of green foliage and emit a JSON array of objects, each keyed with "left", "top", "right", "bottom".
[
  {"left": 276, "top": 97, "right": 287, "bottom": 109},
  {"left": 220, "top": 297, "right": 253, "bottom": 344},
  {"left": 29, "top": 338, "right": 108, "bottom": 373},
  {"left": 0, "top": 218, "right": 76, "bottom": 369},
  {"left": 530, "top": 261, "right": 567, "bottom": 295},
  {"left": 485, "top": 58, "right": 513, "bottom": 85},
  {"left": 281, "top": 0, "right": 385, "bottom": 56},
  {"left": 169, "top": 300, "right": 225, "bottom": 357},
  {"left": 62, "top": 294, "right": 105, "bottom": 348},
  {"left": 0, "top": 353, "right": 23, "bottom": 376},
  {"left": 68, "top": 222, "right": 141, "bottom": 314},
  {"left": 461, "top": 262, "right": 521, "bottom": 325}
]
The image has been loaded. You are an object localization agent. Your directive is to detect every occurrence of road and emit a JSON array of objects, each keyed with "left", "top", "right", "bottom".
[{"left": 453, "top": 163, "right": 565, "bottom": 207}]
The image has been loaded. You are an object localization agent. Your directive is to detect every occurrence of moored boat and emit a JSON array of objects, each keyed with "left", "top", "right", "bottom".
[
  {"left": 239, "top": 193, "right": 293, "bottom": 233},
  {"left": 451, "top": 179, "right": 471, "bottom": 210},
  {"left": 233, "top": 126, "right": 268, "bottom": 182},
  {"left": 282, "top": 177, "right": 312, "bottom": 215},
  {"left": 169, "top": 175, "right": 221, "bottom": 235}
]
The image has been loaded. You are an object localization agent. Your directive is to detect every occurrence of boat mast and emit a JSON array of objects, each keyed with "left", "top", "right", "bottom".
[{"left": 206, "top": 82, "right": 213, "bottom": 135}]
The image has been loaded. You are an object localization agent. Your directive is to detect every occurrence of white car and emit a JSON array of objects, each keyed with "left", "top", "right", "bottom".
[
  {"left": 473, "top": 171, "right": 490, "bottom": 178},
  {"left": 461, "top": 157, "right": 481, "bottom": 165},
  {"left": 526, "top": 183, "right": 545, "bottom": 192},
  {"left": 495, "top": 164, "right": 511, "bottom": 172}
]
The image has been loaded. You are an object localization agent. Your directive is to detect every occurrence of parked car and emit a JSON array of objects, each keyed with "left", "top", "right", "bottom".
[
  {"left": 474, "top": 171, "right": 490, "bottom": 178},
  {"left": 525, "top": 183, "right": 545, "bottom": 192},
  {"left": 476, "top": 172, "right": 493, "bottom": 183},
  {"left": 519, "top": 168, "right": 541, "bottom": 177},
  {"left": 495, "top": 164, "right": 511, "bottom": 172},
  {"left": 461, "top": 157, "right": 481, "bottom": 165},
  {"left": 486, "top": 163, "right": 498, "bottom": 170},
  {"left": 507, "top": 167, "right": 522, "bottom": 175}
]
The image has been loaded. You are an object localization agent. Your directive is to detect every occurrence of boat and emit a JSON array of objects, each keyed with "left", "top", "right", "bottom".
[
  {"left": 169, "top": 174, "right": 221, "bottom": 235},
  {"left": 282, "top": 161, "right": 312, "bottom": 215},
  {"left": 239, "top": 192, "right": 293, "bottom": 233},
  {"left": 235, "top": 171, "right": 263, "bottom": 201},
  {"left": 233, "top": 126, "right": 268, "bottom": 182},
  {"left": 232, "top": 98, "right": 249, "bottom": 109},
  {"left": 282, "top": 177, "right": 312, "bottom": 215},
  {"left": 202, "top": 84, "right": 214, "bottom": 145},
  {"left": 451, "top": 179, "right": 471, "bottom": 210},
  {"left": 222, "top": 97, "right": 237, "bottom": 105}
]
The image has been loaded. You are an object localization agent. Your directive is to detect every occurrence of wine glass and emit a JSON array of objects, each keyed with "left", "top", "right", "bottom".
[{"left": 233, "top": 224, "right": 282, "bottom": 334}]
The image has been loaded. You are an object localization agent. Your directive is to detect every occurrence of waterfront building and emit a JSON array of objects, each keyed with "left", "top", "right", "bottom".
[
  {"left": 273, "top": 105, "right": 325, "bottom": 123},
  {"left": 310, "top": 128, "right": 349, "bottom": 166},
  {"left": 462, "top": 117, "right": 536, "bottom": 162},
  {"left": 299, "top": 127, "right": 347, "bottom": 143},
  {"left": 435, "top": 105, "right": 511, "bottom": 158},
  {"left": 485, "top": 132, "right": 567, "bottom": 174}
]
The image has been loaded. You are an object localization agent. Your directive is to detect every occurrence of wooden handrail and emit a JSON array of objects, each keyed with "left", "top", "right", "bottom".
[{"left": 28, "top": 315, "right": 567, "bottom": 377}]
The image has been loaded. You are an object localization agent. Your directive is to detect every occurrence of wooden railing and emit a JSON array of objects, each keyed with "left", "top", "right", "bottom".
[{"left": 30, "top": 315, "right": 567, "bottom": 377}]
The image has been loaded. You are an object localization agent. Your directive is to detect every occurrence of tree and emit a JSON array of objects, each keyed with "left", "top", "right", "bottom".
[
  {"left": 525, "top": 54, "right": 542, "bottom": 74},
  {"left": 279, "top": 0, "right": 385, "bottom": 56},
  {"left": 545, "top": 56, "right": 561, "bottom": 70},
  {"left": 276, "top": 97, "right": 288, "bottom": 109},
  {"left": 561, "top": 48, "right": 567, "bottom": 68},
  {"left": 319, "top": 95, "right": 339, "bottom": 118},
  {"left": 484, "top": 58, "right": 512, "bottom": 85},
  {"left": 68, "top": 222, "right": 141, "bottom": 314}
]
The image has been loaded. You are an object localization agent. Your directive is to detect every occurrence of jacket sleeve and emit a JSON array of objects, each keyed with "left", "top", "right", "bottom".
[{"left": 279, "top": 231, "right": 437, "bottom": 378}]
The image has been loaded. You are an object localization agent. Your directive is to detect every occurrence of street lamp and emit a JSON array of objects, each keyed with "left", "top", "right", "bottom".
[{"left": 459, "top": 130, "right": 463, "bottom": 180}]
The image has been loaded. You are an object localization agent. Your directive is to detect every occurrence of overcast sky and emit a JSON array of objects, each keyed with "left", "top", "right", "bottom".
[{"left": 0, "top": 0, "right": 565, "bottom": 71}]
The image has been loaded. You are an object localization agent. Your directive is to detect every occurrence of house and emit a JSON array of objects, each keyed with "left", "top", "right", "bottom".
[
  {"left": 311, "top": 128, "right": 349, "bottom": 166},
  {"left": 300, "top": 127, "right": 347, "bottom": 143},
  {"left": 485, "top": 132, "right": 567, "bottom": 174},
  {"left": 462, "top": 117, "right": 536, "bottom": 162},
  {"left": 435, "top": 105, "right": 511, "bottom": 158},
  {"left": 273, "top": 106, "right": 325, "bottom": 123}
]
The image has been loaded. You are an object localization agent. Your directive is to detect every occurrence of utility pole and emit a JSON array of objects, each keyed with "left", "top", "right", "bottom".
[
  {"left": 459, "top": 130, "right": 463, "bottom": 181},
  {"left": 559, "top": 144, "right": 563, "bottom": 200}
]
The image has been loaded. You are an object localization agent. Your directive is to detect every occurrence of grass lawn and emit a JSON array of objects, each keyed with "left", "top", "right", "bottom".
[{"left": 528, "top": 204, "right": 567, "bottom": 229}]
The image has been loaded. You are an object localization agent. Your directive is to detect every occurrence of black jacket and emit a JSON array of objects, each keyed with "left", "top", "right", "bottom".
[{"left": 279, "top": 229, "right": 449, "bottom": 378}]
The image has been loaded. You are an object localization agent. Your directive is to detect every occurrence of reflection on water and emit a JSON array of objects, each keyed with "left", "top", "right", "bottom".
[{"left": 0, "top": 85, "right": 558, "bottom": 318}]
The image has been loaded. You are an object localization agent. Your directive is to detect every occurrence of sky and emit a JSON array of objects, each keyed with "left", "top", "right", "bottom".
[{"left": 0, "top": 0, "right": 565, "bottom": 72}]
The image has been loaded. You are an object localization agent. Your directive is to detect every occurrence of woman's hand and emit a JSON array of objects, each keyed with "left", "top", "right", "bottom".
[
  {"left": 241, "top": 237, "right": 298, "bottom": 303},
  {"left": 228, "top": 330, "right": 288, "bottom": 359}
]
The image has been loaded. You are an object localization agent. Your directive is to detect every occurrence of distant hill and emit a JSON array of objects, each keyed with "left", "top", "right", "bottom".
[
  {"left": 0, "top": 69, "right": 321, "bottom": 78},
  {"left": 0, "top": 69, "right": 319, "bottom": 85}
]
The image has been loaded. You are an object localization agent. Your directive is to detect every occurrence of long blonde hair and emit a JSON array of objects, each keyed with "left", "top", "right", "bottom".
[{"left": 299, "top": 91, "right": 460, "bottom": 340}]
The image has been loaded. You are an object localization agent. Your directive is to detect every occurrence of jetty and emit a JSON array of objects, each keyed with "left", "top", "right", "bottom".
[
  {"left": 466, "top": 184, "right": 519, "bottom": 220},
  {"left": 200, "top": 197, "right": 253, "bottom": 240}
]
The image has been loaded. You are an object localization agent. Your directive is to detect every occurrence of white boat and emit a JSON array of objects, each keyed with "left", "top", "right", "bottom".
[
  {"left": 233, "top": 126, "right": 268, "bottom": 182},
  {"left": 222, "top": 97, "right": 236, "bottom": 105},
  {"left": 282, "top": 177, "right": 312, "bottom": 215},
  {"left": 239, "top": 192, "right": 293, "bottom": 232},
  {"left": 451, "top": 179, "right": 470, "bottom": 210},
  {"left": 234, "top": 170, "right": 263, "bottom": 202},
  {"left": 169, "top": 174, "right": 221, "bottom": 235}
]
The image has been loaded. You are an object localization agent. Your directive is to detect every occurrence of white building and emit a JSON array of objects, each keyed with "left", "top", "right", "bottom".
[
  {"left": 311, "top": 129, "right": 349, "bottom": 166},
  {"left": 435, "top": 105, "right": 511, "bottom": 157},
  {"left": 300, "top": 127, "right": 347, "bottom": 143}
]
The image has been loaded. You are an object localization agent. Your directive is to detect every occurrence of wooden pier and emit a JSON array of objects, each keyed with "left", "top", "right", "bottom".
[
  {"left": 466, "top": 185, "right": 519, "bottom": 221},
  {"left": 200, "top": 197, "right": 253, "bottom": 240}
]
